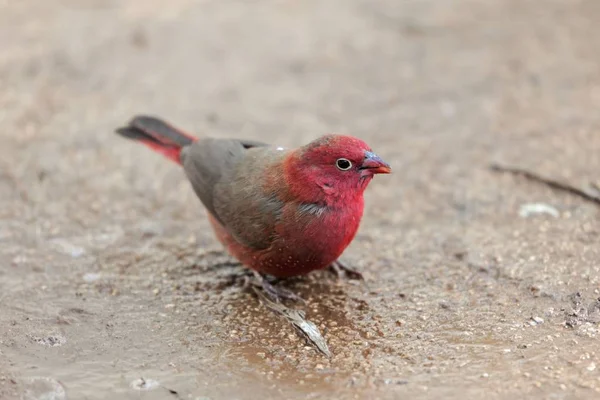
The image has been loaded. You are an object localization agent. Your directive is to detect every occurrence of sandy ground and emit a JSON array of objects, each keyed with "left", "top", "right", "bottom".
[{"left": 1, "top": 0, "right": 600, "bottom": 399}]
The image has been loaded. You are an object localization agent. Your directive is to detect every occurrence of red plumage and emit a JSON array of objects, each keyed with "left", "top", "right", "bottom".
[
  {"left": 136, "top": 139, "right": 184, "bottom": 165},
  {"left": 116, "top": 116, "right": 391, "bottom": 278}
]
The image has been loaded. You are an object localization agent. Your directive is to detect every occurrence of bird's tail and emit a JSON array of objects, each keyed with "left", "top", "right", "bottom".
[{"left": 115, "top": 116, "right": 197, "bottom": 165}]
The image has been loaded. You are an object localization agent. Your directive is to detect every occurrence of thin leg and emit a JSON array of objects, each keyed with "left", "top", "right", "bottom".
[
  {"left": 251, "top": 271, "right": 305, "bottom": 303},
  {"left": 329, "top": 259, "right": 364, "bottom": 280}
]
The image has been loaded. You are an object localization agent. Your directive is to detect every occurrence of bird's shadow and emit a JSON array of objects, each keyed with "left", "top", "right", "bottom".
[
  {"left": 174, "top": 249, "right": 366, "bottom": 300},
  {"left": 168, "top": 250, "right": 372, "bottom": 356}
]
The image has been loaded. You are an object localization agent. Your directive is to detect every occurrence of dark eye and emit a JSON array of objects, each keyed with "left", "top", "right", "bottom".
[{"left": 336, "top": 158, "right": 352, "bottom": 171}]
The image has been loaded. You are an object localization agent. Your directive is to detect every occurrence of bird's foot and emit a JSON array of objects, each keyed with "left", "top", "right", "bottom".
[
  {"left": 251, "top": 272, "right": 305, "bottom": 303},
  {"left": 329, "top": 259, "right": 364, "bottom": 280}
]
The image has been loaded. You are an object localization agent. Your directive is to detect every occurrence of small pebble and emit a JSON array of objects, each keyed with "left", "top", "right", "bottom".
[
  {"left": 130, "top": 378, "right": 160, "bottom": 391},
  {"left": 528, "top": 316, "right": 544, "bottom": 326},
  {"left": 83, "top": 273, "right": 101, "bottom": 283},
  {"left": 587, "top": 362, "right": 596, "bottom": 372},
  {"left": 519, "top": 203, "right": 559, "bottom": 218}
]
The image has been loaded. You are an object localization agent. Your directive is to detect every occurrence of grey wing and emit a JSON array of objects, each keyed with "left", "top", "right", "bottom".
[
  {"left": 180, "top": 138, "right": 283, "bottom": 250},
  {"left": 180, "top": 138, "right": 265, "bottom": 224}
]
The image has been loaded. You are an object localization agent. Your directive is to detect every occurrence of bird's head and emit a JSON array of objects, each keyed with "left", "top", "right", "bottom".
[{"left": 285, "top": 134, "right": 391, "bottom": 204}]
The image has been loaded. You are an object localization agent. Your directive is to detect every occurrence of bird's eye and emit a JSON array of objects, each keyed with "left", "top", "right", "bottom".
[{"left": 336, "top": 158, "right": 352, "bottom": 171}]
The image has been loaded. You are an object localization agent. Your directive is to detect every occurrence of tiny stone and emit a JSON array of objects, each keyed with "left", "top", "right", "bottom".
[
  {"left": 519, "top": 203, "right": 559, "bottom": 218},
  {"left": 83, "top": 273, "right": 101, "bottom": 283},
  {"left": 130, "top": 378, "right": 160, "bottom": 391},
  {"left": 12, "top": 255, "right": 27, "bottom": 265},
  {"left": 587, "top": 362, "right": 596, "bottom": 371}
]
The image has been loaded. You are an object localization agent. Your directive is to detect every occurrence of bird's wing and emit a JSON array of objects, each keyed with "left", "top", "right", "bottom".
[{"left": 181, "top": 138, "right": 285, "bottom": 250}]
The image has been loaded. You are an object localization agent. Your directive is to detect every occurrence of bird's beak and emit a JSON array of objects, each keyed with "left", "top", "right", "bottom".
[{"left": 360, "top": 151, "right": 391, "bottom": 174}]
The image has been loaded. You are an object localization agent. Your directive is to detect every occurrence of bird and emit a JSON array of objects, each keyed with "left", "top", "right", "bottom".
[{"left": 115, "top": 116, "right": 391, "bottom": 300}]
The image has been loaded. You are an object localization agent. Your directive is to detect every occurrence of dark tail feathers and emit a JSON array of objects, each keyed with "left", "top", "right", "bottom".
[{"left": 115, "top": 116, "right": 197, "bottom": 164}]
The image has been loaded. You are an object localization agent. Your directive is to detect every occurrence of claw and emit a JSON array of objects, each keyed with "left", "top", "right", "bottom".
[
  {"left": 252, "top": 272, "right": 305, "bottom": 303},
  {"left": 329, "top": 260, "right": 364, "bottom": 280}
]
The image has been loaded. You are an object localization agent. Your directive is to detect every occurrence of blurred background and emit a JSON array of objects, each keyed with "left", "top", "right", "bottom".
[{"left": 1, "top": 1, "right": 599, "bottom": 399}]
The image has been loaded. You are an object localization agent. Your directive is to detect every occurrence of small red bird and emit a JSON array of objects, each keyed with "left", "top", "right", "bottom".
[{"left": 116, "top": 116, "right": 391, "bottom": 298}]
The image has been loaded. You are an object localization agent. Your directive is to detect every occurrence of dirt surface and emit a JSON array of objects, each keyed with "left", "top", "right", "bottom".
[{"left": 1, "top": 0, "right": 600, "bottom": 399}]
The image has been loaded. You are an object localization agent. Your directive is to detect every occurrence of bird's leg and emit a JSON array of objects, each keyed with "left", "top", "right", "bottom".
[
  {"left": 329, "top": 259, "right": 364, "bottom": 280},
  {"left": 251, "top": 271, "right": 305, "bottom": 303}
]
